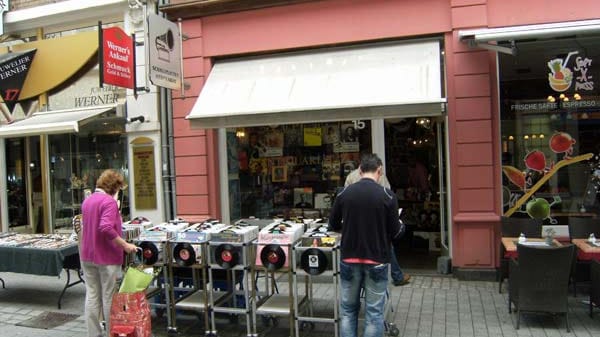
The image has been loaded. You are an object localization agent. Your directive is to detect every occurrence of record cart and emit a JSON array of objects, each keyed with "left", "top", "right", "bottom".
[
  {"left": 135, "top": 219, "right": 190, "bottom": 333},
  {"left": 251, "top": 220, "right": 305, "bottom": 337},
  {"left": 292, "top": 225, "right": 341, "bottom": 337},
  {"left": 167, "top": 220, "right": 227, "bottom": 335},
  {"left": 208, "top": 223, "right": 259, "bottom": 336}
]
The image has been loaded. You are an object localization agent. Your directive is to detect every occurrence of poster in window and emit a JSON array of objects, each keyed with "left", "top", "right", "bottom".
[
  {"left": 249, "top": 158, "right": 268, "bottom": 175},
  {"left": 322, "top": 124, "right": 340, "bottom": 144},
  {"left": 340, "top": 152, "right": 360, "bottom": 177},
  {"left": 262, "top": 128, "right": 284, "bottom": 157},
  {"left": 334, "top": 123, "right": 360, "bottom": 153},
  {"left": 272, "top": 165, "right": 287, "bottom": 182},
  {"left": 322, "top": 154, "right": 340, "bottom": 181},
  {"left": 293, "top": 187, "right": 313, "bottom": 208},
  {"left": 314, "top": 193, "right": 333, "bottom": 209},
  {"left": 283, "top": 125, "right": 302, "bottom": 148},
  {"left": 303, "top": 127, "right": 322, "bottom": 146}
]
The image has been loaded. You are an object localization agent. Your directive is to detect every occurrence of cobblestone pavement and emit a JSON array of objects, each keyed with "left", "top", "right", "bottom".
[{"left": 1, "top": 270, "right": 599, "bottom": 337}]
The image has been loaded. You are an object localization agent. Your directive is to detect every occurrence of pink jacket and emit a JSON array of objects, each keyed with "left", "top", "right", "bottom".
[{"left": 80, "top": 191, "right": 123, "bottom": 265}]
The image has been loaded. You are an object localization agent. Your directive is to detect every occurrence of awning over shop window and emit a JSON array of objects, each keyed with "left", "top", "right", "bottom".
[
  {"left": 186, "top": 40, "right": 445, "bottom": 129},
  {"left": 0, "top": 106, "right": 115, "bottom": 138},
  {"left": 458, "top": 19, "right": 600, "bottom": 55}
]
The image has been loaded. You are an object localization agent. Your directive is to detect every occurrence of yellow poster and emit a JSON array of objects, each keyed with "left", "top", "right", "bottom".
[
  {"left": 303, "top": 127, "right": 322, "bottom": 146},
  {"left": 133, "top": 144, "right": 157, "bottom": 210}
]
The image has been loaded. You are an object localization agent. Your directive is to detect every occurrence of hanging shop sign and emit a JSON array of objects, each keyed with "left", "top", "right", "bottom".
[
  {"left": 132, "top": 137, "right": 157, "bottom": 210},
  {"left": 0, "top": 49, "right": 36, "bottom": 112},
  {"left": 99, "top": 26, "right": 135, "bottom": 90},
  {"left": 147, "top": 12, "right": 182, "bottom": 90},
  {"left": 0, "top": 0, "right": 9, "bottom": 35},
  {"left": 547, "top": 51, "right": 594, "bottom": 93}
]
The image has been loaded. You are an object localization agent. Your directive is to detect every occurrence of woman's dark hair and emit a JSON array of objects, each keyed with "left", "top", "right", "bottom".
[
  {"left": 96, "top": 169, "right": 125, "bottom": 196},
  {"left": 359, "top": 153, "right": 382, "bottom": 173}
]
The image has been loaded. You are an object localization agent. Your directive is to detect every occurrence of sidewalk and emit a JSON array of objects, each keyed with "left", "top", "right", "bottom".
[{"left": 1, "top": 270, "right": 599, "bottom": 337}]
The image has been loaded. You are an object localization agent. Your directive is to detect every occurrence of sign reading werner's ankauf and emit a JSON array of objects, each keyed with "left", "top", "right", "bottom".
[
  {"left": 100, "top": 26, "right": 135, "bottom": 89},
  {"left": 148, "top": 13, "right": 182, "bottom": 90}
]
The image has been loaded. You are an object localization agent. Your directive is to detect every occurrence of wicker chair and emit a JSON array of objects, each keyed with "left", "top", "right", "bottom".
[
  {"left": 508, "top": 244, "right": 575, "bottom": 331},
  {"left": 591, "top": 260, "right": 600, "bottom": 317},
  {"left": 498, "top": 217, "right": 542, "bottom": 293}
]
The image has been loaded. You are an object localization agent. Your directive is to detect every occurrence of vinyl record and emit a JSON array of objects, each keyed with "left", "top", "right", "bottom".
[
  {"left": 260, "top": 244, "right": 286, "bottom": 271},
  {"left": 137, "top": 241, "right": 159, "bottom": 265},
  {"left": 214, "top": 244, "right": 240, "bottom": 269},
  {"left": 173, "top": 243, "right": 196, "bottom": 267},
  {"left": 300, "top": 248, "right": 328, "bottom": 275}
]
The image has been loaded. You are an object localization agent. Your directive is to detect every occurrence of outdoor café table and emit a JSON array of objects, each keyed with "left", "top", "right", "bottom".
[
  {"left": 501, "top": 237, "right": 562, "bottom": 259},
  {"left": 572, "top": 238, "right": 600, "bottom": 261},
  {"left": 0, "top": 233, "right": 84, "bottom": 309}
]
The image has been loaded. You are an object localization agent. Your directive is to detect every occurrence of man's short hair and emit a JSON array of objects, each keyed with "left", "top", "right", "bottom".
[{"left": 359, "top": 153, "right": 382, "bottom": 173}]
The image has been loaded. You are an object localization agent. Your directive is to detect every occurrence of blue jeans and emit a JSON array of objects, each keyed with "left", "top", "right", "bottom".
[
  {"left": 339, "top": 261, "right": 388, "bottom": 337},
  {"left": 390, "top": 245, "right": 404, "bottom": 282}
]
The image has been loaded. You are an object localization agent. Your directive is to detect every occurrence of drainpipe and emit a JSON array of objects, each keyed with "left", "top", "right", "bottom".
[{"left": 158, "top": 0, "right": 176, "bottom": 220}]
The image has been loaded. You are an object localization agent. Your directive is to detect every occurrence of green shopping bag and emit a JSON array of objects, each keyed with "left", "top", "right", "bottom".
[{"left": 118, "top": 267, "right": 154, "bottom": 293}]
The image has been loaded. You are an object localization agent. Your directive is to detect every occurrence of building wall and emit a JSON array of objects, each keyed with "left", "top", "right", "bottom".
[
  {"left": 9, "top": 0, "right": 68, "bottom": 10},
  {"left": 171, "top": 0, "right": 600, "bottom": 271}
]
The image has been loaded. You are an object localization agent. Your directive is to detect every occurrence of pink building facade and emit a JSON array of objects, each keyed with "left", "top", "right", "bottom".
[{"left": 162, "top": 0, "right": 600, "bottom": 278}]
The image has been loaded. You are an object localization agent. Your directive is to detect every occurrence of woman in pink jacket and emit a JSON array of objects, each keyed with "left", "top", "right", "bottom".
[{"left": 80, "top": 169, "right": 138, "bottom": 337}]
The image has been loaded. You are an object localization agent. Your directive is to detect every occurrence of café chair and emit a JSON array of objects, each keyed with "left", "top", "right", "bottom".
[
  {"left": 568, "top": 217, "right": 600, "bottom": 296},
  {"left": 569, "top": 217, "right": 600, "bottom": 239},
  {"left": 498, "top": 216, "right": 542, "bottom": 293},
  {"left": 591, "top": 259, "right": 600, "bottom": 317},
  {"left": 508, "top": 244, "right": 575, "bottom": 331}
]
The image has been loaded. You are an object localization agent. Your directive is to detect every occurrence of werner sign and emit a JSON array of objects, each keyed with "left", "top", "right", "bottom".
[
  {"left": 0, "top": 49, "right": 36, "bottom": 112},
  {"left": 99, "top": 26, "right": 135, "bottom": 89}
]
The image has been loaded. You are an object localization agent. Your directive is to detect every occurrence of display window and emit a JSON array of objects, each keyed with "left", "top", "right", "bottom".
[
  {"left": 499, "top": 36, "right": 600, "bottom": 223},
  {"left": 226, "top": 121, "right": 372, "bottom": 219},
  {"left": 49, "top": 118, "right": 129, "bottom": 230}
]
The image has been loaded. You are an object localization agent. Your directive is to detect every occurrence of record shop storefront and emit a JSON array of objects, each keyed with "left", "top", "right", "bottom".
[
  {"left": 0, "top": 30, "right": 130, "bottom": 234},
  {"left": 186, "top": 39, "right": 451, "bottom": 267}
]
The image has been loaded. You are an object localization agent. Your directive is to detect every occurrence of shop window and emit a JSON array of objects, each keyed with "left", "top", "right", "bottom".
[
  {"left": 226, "top": 121, "right": 371, "bottom": 220},
  {"left": 6, "top": 139, "right": 28, "bottom": 228},
  {"left": 500, "top": 36, "right": 600, "bottom": 223},
  {"left": 50, "top": 117, "right": 129, "bottom": 230}
]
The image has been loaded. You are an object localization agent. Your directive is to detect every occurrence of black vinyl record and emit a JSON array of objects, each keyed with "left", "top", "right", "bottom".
[
  {"left": 214, "top": 244, "right": 240, "bottom": 269},
  {"left": 137, "top": 241, "right": 159, "bottom": 265},
  {"left": 173, "top": 243, "right": 196, "bottom": 267},
  {"left": 260, "top": 244, "right": 286, "bottom": 271},
  {"left": 300, "top": 248, "right": 328, "bottom": 275}
]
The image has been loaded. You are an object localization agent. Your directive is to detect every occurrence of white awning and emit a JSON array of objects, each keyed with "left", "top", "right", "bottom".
[
  {"left": 0, "top": 106, "right": 115, "bottom": 138},
  {"left": 458, "top": 19, "right": 600, "bottom": 55},
  {"left": 187, "top": 40, "right": 445, "bottom": 129}
]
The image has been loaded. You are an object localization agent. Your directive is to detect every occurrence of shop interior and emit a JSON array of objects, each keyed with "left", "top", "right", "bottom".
[{"left": 227, "top": 117, "right": 446, "bottom": 273}]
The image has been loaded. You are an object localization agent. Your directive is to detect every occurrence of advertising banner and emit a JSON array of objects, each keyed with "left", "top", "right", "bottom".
[{"left": 100, "top": 26, "right": 135, "bottom": 89}]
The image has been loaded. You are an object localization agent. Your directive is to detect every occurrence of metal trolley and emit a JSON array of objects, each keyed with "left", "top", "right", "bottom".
[
  {"left": 207, "top": 224, "right": 258, "bottom": 337},
  {"left": 292, "top": 226, "right": 341, "bottom": 337},
  {"left": 135, "top": 220, "right": 190, "bottom": 333},
  {"left": 166, "top": 221, "right": 227, "bottom": 335},
  {"left": 251, "top": 221, "right": 306, "bottom": 337}
]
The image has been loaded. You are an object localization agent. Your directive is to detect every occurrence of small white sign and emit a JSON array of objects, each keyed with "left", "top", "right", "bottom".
[
  {"left": 0, "top": 1, "right": 10, "bottom": 36},
  {"left": 147, "top": 12, "right": 182, "bottom": 90}
]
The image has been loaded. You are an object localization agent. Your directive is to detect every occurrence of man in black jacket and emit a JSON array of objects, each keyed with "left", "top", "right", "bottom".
[{"left": 330, "top": 153, "right": 402, "bottom": 337}]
